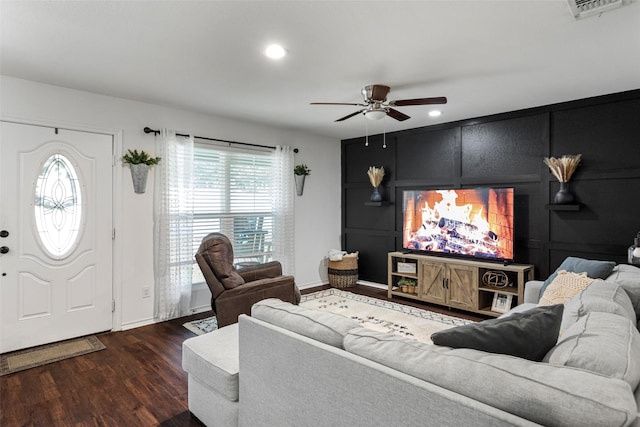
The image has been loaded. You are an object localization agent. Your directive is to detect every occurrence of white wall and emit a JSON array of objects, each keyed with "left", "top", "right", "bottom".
[{"left": 1, "top": 75, "right": 342, "bottom": 329}]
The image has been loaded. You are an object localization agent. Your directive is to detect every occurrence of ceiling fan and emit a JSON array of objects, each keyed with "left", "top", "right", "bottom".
[{"left": 310, "top": 84, "right": 447, "bottom": 122}]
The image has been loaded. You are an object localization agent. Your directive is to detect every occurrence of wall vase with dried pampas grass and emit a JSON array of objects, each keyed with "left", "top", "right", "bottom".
[
  {"left": 544, "top": 154, "right": 582, "bottom": 204},
  {"left": 367, "top": 166, "right": 385, "bottom": 202}
]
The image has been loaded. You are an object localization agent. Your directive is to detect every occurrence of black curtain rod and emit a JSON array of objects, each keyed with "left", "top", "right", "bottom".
[{"left": 143, "top": 127, "right": 299, "bottom": 153}]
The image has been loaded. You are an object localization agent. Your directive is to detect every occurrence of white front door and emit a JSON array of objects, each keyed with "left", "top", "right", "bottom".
[{"left": 0, "top": 121, "right": 113, "bottom": 353}]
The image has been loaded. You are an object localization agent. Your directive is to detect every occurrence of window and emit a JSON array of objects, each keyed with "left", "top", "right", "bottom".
[
  {"left": 34, "top": 153, "right": 83, "bottom": 258},
  {"left": 192, "top": 144, "right": 274, "bottom": 284}
]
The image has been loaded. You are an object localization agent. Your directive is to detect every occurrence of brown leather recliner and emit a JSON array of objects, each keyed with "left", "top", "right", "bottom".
[{"left": 195, "top": 232, "right": 301, "bottom": 327}]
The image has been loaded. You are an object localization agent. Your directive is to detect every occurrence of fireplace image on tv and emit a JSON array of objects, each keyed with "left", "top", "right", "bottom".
[{"left": 402, "top": 188, "right": 514, "bottom": 261}]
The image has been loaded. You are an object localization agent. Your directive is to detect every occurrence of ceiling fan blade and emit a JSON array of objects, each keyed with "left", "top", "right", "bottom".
[
  {"left": 386, "top": 108, "right": 411, "bottom": 121},
  {"left": 389, "top": 97, "right": 447, "bottom": 106},
  {"left": 310, "top": 102, "right": 364, "bottom": 106},
  {"left": 370, "top": 85, "right": 390, "bottom": 102},
  {"left": 335, "top": 110, "right": 364, "bottom": 122}
]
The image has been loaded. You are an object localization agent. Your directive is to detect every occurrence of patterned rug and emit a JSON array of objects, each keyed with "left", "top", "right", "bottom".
[
  {"left": 183, "top": 316, "right": 219, "bottom": 335},
  {"left": 0, "top": 336, "right": 105, "bottom": 376},
  {"left": 183, "top": 288, "right": 471, "bottom": 342}
]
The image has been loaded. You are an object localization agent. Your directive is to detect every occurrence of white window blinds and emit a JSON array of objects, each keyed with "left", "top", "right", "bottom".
[{"left": 192, "top": 144, "right": 274, "bottom": 284}]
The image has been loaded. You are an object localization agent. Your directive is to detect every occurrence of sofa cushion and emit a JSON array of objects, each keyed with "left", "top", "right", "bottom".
[
  {"left": 539, "top": 257, "right": 615, "bottom": 299},
  {"left": 539, "top": 270, "right": 595, "bottom": 306},
  {"left": 546, "top": 311, "right": 640, "bottom": 390},
  {"left": 606, "top": 264, "right": 640, "bottom": 319},
  {"left": 182, "top": 323, "right": 239, "bottom": 401},
  {"left": 431, "top": 304, "right": 563, "bottom": 361},
  {"left": 635, "top": 389, "right": 640, "bottom": 426},
  {"left": 251, "top": 298, "right": 360, "bottom": 349},
  {"left": 562, "top": 279, "right": 637, "bottom": 332},
  {"left": 344, "top": 328, "right": 637, "bottom": 427}
]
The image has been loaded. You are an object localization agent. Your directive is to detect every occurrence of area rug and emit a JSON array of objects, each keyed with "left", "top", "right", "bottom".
[
  {"left": 0, "top": 335, "right": 105, "bottom": 376},
  {"left": 183, "top": 316, "right": 219, "bottom": 335},
  {"left": 301, "top": 289, "right": 471, "bottom": 342},
  {"left": 183, "top": 288, "right": 471, "bottom": 342}
]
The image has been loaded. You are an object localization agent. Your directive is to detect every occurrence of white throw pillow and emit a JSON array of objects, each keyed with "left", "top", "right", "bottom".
[{"left": 539, "top": 270, "right": 594, "bottom": 306}]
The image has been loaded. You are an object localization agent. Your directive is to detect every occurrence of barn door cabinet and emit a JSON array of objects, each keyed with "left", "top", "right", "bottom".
[{"left": 388, "top": 252, "right": 534, "bottom": 317}]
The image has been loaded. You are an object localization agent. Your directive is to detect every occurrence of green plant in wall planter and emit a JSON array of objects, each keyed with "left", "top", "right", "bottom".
[
  {"left": 294, "top": 164, "right": 311, "bottom": 196},
  {"left": 122, "top": 149, "right": 161, "bottom": 194}
]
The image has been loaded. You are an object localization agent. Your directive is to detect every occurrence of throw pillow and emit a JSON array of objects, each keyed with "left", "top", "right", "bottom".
[
  {"left": 538, "top": 270, "right": 594, "bottom": 306},
  {"left": 431, "top": 304, "right": 564, "bottom": 361},
  {"left": 538, "top": 257, "right": 615, "bottom": 300}
]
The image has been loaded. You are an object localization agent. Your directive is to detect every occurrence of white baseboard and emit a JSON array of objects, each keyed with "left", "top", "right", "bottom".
[
  {"left": 119, "top": 280, "right": 386, "bottom": 331},
  {"left": 298, "top": 280, "right": 328, "bottom": 290},
  {"left": 297, "top": 280, "right": 386, "bottom": 290},
  {"left": 298, "top": 280, "right": 386, "bottom": 290},
  {"left": 120, "top": 305, "right": 211, "bottom": 331},
  {"left": 120, "top": 317, "right": 155, "bottom": 331},
  {"left": 188, "top": 305, "right": 212, "bottom": 315},
  {"left": 356, "top": 280, "right": 387, "bottom": 290}
]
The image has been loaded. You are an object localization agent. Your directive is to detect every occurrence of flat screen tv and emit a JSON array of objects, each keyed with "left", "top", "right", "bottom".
[{"left": 402, "top": 187, "right": 514, "bottom": 261}]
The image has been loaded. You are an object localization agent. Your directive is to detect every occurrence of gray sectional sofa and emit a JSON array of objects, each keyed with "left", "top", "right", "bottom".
[{"left": 182, "top": 262, "right": 640, "bottom": 427}]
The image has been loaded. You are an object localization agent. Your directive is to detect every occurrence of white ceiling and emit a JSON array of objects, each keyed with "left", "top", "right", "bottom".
[{"left": 2, "top": 1, "right": 639, "bottom": 140}]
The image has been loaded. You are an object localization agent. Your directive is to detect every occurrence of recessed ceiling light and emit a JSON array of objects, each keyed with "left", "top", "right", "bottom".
[
  {"left": 428, "top": 110, "right": 442, "bottom": 117},
  {"left": 265, "top": 44, "right": 287, "bottom": 59}
]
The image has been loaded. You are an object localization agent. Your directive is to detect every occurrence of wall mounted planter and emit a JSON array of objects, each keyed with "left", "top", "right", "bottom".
[
  {"left": 130, "top": 163, "right": 150, "bottom": 194},
  {"left": 121, "top": 149, "right": 160, "bottom": 194},
  {"left": 295, "top": 174, "right": 305, "bottom": 196},
  {"left": 293, "top": 164, "right": 311, "bottom": 196}
]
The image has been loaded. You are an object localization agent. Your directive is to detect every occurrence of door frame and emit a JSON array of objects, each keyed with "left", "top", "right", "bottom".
[{"left": 1, "top": 115, "right": 124, "bottom": 331}]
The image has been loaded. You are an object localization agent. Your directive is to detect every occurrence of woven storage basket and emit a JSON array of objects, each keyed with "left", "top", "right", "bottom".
[{"left": 328, "top": 252, "right": 359, "bottom": 288}]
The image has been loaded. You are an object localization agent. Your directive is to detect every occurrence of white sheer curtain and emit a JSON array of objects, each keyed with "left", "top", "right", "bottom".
[
  {"left": 271, "top": 146, "right": 295, "bottom": 275},
  {"left": 153, "top": 129, "right": 194, "bottom": 320}
]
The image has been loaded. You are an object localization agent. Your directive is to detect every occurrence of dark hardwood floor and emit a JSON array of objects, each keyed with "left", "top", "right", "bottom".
[
  {"left": 0, "top": 311, "right": 210, "bottom": 427},
  {"left": 0, "top": 285, "right": 484, "bottom": 426}
]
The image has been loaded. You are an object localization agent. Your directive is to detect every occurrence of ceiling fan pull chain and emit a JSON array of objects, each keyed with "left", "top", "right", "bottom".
[
  {"left": 382, "top": 116, "right": 387, "bottom": 149},
  {"left": 365, "top": 120, "right": 369, "bottom": 146}
]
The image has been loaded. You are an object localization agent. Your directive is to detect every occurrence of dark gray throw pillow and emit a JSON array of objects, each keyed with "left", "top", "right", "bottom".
[
  {"left": 538, "top": 257, "right": 615, "bottom": 300},
  {"left": 431, "top": 304, "right": 564, "bottom": 361}
]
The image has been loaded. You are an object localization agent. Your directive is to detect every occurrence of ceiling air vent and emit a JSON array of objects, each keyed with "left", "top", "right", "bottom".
[{"left": 566, "top": 0, "right": 625, "bottom": 19}]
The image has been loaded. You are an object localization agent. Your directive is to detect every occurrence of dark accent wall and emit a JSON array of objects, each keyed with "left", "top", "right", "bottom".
[{"left": 341, "top": 90, "right": 640, "bottom": 283}]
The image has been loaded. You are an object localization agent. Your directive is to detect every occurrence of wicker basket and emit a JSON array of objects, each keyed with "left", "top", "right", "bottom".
[{"left": 328, "top": 252, "right": 359, "bottom": 288}]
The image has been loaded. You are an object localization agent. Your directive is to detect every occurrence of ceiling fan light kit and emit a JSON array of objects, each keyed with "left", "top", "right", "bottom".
[{"left": 364, "top": 109, "right": 387, "bottom": 121}]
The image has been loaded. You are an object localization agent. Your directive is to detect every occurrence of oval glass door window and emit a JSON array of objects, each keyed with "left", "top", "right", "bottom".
[{"left": 34, "top": 153, "right": 83, "bottom": 258}]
